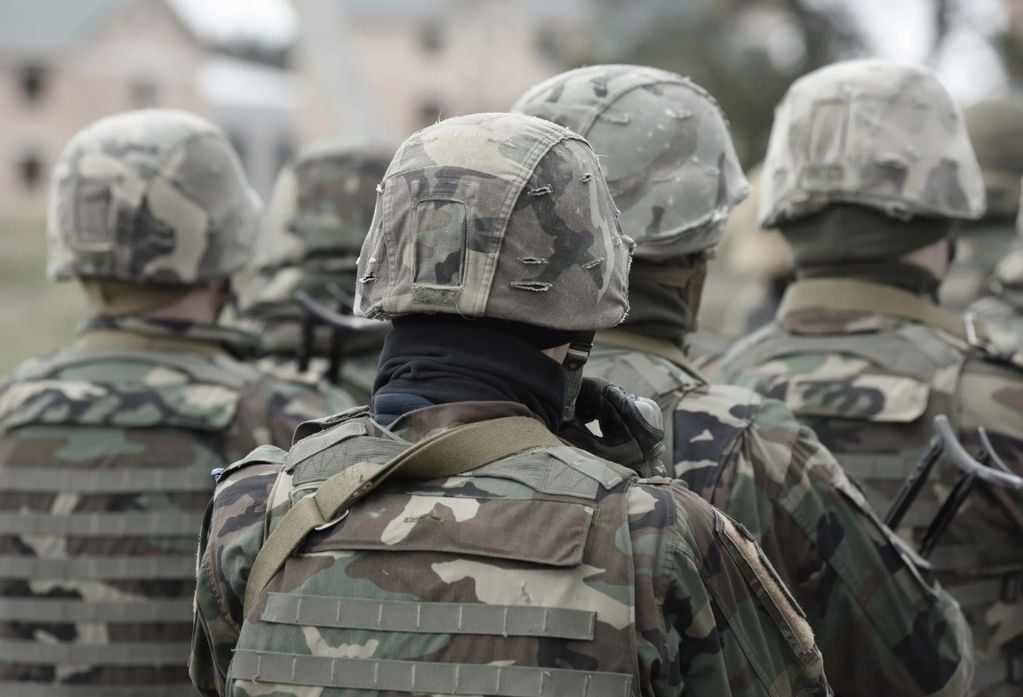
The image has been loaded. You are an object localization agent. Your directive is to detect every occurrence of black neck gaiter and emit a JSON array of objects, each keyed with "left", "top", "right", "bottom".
[{"left": 372, "top": 317, "right": 568, "bottom": 431}]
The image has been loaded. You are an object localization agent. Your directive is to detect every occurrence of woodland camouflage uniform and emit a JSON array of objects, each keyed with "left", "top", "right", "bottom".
[
  {"left": 717, "top": 60, "right": 1023, "bottom": 697},
  {"left": 190, "top": 112, "right": 830, "bottom": 697},
  {"left": 238, "top": 139, "right": 393, "bottom": 404},
  {"left": 968, "top": 186, "right": 1023, "bottom": 351},
  {"left": 0, "top": 110, "right": 332, "bottom": 696},
  {"left": 941, "top": 96, "right": 1023, "bottom": 310},
  {"left": 514, "top": 64, "right": 973, "bottom": 697}
]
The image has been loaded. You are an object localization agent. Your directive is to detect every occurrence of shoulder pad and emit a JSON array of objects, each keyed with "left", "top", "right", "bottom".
[
  {"left": 292, "top": 405, "right": 371, "bottom": 443},
  {"left": 215, "top": 444, "right": 288, "bottom": 485}
]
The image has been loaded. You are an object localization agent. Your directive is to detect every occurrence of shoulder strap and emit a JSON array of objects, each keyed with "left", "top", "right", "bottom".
[
  {"left": 596, "top": 329, "right": 708, "bottom": 383},
  {"left": 779, "top": 279, "right": 991, "bottom": 344},
  {"left": 243, "top": 415, "right": 561, "bottom": 613}
]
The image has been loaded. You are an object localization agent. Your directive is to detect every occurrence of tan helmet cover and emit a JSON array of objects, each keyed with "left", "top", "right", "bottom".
[
  {"left": 241, "top": 139, "right": 392, "bottom": 311},
  {"left": 760, "top": 59, "right": 985, "bottom": 228},
  {"left": 965, "top": 96, "right": 1023, "bottom": 218},
  {"left": 355, "top": 112, "right": 633, "bottom": 330},
  {"left": 513, "top": 64, "right": 749, "bottom": 259},
  {"left": 47, "top": 109, "right": 261, "bottom": 285}
]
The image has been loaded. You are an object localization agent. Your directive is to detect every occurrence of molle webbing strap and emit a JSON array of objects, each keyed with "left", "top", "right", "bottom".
[
  {"left": 15, "top": 348, "right": 249, "bottom": 388},
  {"left": 243, "top": 416, "right": 562, "bottom": 613},
  {"left": 230, "top": 650, "right": 633, "bottom": 697},
  {"left": 0, "top": 555, "right": 195, "bottom": 580},
  {"left": 261, "top": 593, "right": 595, "bottom": 640},
  {"left": 0, "top": 511, "right": 204, "bottom": 536},
  {"left": 595, "top": 329, "right": 708, "bottom": 383},
  {"left": 0, "top": 467, "right": 212, "bottom": 493},
  {"left": 0, "top": 682, "right": 198, "bottom": 697},
  {"left": 778, "top": 278, "right": 992, "bottom": 344},
  {"left": 0, "top": 638, "right": 189, "bottom": 666},
  {"left": 0, "top": 597, "right": 191, "bottom": 623}
]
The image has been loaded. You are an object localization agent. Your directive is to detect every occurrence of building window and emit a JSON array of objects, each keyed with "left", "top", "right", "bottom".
[
  {"left": 419, "top": 21, "right": 444, "bottom": 55},
  {"left": 19, "top": 64, "right": 48, "bottom": 103},
  {"left": 417, "top": 99, "right": 445, "bottom": 128},
  {"left": 17, "top": 152, "right": 44, "bottom": 190},
  {"left": 535, "top": 27, "right": 561, "bottom": 63},
  {"left": 129, "top": 79, "right": 159, "bottom": 108}
]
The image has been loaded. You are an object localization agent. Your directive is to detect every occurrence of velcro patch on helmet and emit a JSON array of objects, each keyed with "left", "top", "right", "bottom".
[
  {"left": 414, "top": 199, "right": 467, "bottom": 287},
  {"left": 71, "top": 178, "right": 118, "bottom": 252}
]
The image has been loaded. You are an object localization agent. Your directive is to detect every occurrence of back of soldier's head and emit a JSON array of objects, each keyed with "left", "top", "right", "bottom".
[
  {"left": 241, "top": 139, "right": 392, "bottom": 318},
  {"left": 355, "top": 112, "right": 632, "bottom": 333},
  {"left": 965, "top": 95, "right": 1023, "bottom": 220},
  {"left": 512, "top": 64, "right": 748, "bottom": 262},
  {"left": 760, "top": 59, "right": 985, "bottom": 269},
  {"left": 47, "top": 109, "right": 260, "bottom": 314}
]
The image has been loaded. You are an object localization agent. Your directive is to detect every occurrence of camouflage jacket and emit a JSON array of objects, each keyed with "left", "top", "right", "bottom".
[
  {"left": 587, "top": 328, "right": 973, "bottom": 696},
  {"left": 970, "top": 293, "right": 1023, "bottom": 353},
  {"left": 717, "top": 278, "right": 1023, "bottom": 697},
  {"left": 190, "top": 401, "right": 830, "bottom": 697},
  {"left": 940, "top": 221, "right": 1017, "bottom": 310},
  {"left": 0, "top": 317, "right": 331, "bottom": 696}
]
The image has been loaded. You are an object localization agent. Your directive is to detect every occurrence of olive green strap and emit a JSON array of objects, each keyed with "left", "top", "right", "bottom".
[
  {"left": 0, "top": 555, "right": 195, "bottom": 580},
  {"left": 261, "top": 593, "right": 595, "bottom": 640},
  {"left": 779, "top": 279, "right": 991, "bottom": 343},
  {"left": 0, "top": 511, "right": 202, "bottom": 536},
  {"left": 0, "top": 597, "right": 191, "bottom": 623},
  {"left": 0, "top": 638, "right": 188, "bottom": 666},
  {"left": 243, "top": 416, "right": 560, "bottom": 613},
  {"left": 596, "top": 329, "right": 708, "bottom": 382},
  {"left": 230, "top": 650, "right": 633, "bottom": 697},
  {"left": 0, "top": 682, "right": 197, "bottom": 697},
  {"left": 0, "top": 467, "right": 211, "bottom": 493}
]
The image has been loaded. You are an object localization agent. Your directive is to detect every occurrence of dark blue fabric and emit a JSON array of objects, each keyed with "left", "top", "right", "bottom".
[{"left": 371, "top": 317, "right": 567, "bottom": 431}]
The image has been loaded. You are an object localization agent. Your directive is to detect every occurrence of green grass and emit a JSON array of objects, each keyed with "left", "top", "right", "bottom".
[{"left": 0, "top": 218, "right": 83, "bottom": 376}]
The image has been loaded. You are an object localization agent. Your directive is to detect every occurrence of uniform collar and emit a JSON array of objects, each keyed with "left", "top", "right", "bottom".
[
  {"left": 384, "top": 401, "right": 543, "bottom": 443},
  {"left": 76, "top": 315, "right": 259, "bottom": 358}
]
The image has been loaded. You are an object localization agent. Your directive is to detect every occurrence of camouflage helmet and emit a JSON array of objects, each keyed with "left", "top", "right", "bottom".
[
  {"left": 47, "top": 109, "right": 260, "bottom": 285},
  {"left": 512, "top": 64, "right": 749, "bottom": 259},
  {"left": 355, "top": 112, "right": 633, "bottom": 330},
  {"left": 240, "top": 139, "right": 392, "bottom": 312},
  {"left": 964, "top": 95, "right": 1023, "bottom": 218},
  {"left": 760, "top": 59, "right": 985, "bottom": 228}
]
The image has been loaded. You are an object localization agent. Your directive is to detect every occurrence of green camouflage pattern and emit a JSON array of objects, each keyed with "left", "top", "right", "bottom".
[
  {"left": 0, "top": 317, "right": 331, "bottom": 695},
  {"left": 717, "top": 279, "right": 1023, "bottom": 696},
  {"left": 969, "top": 244, "right": 1023, "bottom": 350},
  {"left": 761, "top": 60, "right": 985, "bottom": 228},
  {"left": 191, "top": 402, "right": 829, "bottom": 697},
  {"left": 47, "top": 109, "right": 261, "bottom": 285},
  {"left": 940, "top": 221, "right": 1018, "bottom": 310},
  {"left": 355, "top": 113, "right": 633, "bottom": 331},
  {"left": 586, "top": 338, "right": 974, "bottom": 696},
  {"left": 240, "top": 139, "right": 392, "bottom": 313},
  {"left": 964, "top": 96, "right": 1023, "bottom": 218},
  {"left": 255, "top": 353, "right": 372, "bottom": 408},
  {"left": 512, "top": 65, "right": 749, "bottom": 258}
]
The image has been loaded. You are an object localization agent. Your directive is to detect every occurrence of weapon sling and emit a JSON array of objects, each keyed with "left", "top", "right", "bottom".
[{"left": 243, "top": 416, "right": 562, "bottom": 613}]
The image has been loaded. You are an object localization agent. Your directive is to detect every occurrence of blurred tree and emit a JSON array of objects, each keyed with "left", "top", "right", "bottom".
[{"left": 589, "top": 0, "right": 867, "bottom": 165}]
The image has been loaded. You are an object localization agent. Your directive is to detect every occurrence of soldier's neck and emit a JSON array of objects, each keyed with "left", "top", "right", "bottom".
[
  {"left": 796, "top": 261, "right": 941, "bottom": 300},
  {"left": 141, "top": 285, "right": 222, "bottom": 324},
  {"left": 618, "top": 279, "right": 693, "bottom": 346}
]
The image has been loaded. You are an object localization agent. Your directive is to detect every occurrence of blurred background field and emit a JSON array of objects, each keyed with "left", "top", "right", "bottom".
[{"left": 1, "top": 0, "right": 1021, "bottom": 373}]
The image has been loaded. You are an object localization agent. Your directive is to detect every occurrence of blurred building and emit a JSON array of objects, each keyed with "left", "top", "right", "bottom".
[
  {"left": 0, "top": 0, "right": 208, "bottom": 222},
  {"left": 295, "top": 0, "right": 592, "bottom": 145}
]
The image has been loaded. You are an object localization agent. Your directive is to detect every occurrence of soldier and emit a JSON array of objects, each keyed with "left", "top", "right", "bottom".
[
  {"left": 189, "top": 112, "right": 830, "bottom": 697},
  {"left": 969, "top": 232, "right": 1023, "bottom": 350},
  {"left": 0, "top": 110, "right": 333, "bottom": 695},
  {"left": 716, "top": 59, "right": 1023, "bottom": 696},
  {"left": 515, "top": 64, "right": 973, "bottom": 696},
  {"left": 238, "top": 139, "right": 392, "bottom": 403},
  {"left": 941, "top": 96, "right": 1023, "bottom": 310}
]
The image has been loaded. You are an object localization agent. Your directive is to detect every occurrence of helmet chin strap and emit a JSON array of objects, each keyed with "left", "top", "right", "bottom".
[{"left": 561, "top": 331, "right": 595, "bottom": 423}]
